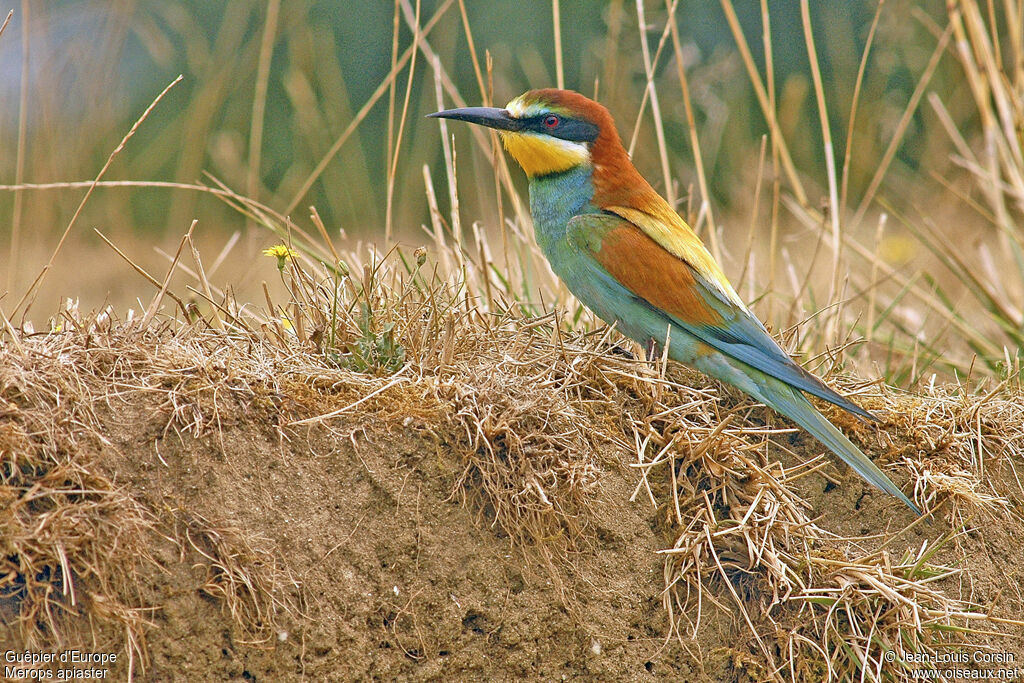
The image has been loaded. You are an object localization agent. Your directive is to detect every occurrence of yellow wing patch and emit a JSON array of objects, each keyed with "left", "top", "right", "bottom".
[
  {"left": 500, "top": 131, "right": 589, "bottom": 178},
  {"left": 608, "top": 204, "right": 745, "bottom": 308}
]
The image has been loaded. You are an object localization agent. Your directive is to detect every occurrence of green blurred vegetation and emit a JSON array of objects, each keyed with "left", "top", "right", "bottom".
[{"left": 0, "top": 0, "right": 963, "bottom": 235}]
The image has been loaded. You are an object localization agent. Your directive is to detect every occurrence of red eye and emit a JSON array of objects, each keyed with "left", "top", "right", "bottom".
[{"left": 543, "top": 114, "right": 560, "bottom": 128}]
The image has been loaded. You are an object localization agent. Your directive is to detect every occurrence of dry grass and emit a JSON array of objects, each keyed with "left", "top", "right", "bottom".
[
  {"left": 638, "top": 374, "right": 1024, "bottom": 680},
  {"left": 0, "top": 339, "right": 157, "bottom": 675},
  {"left": 0, "top": 319, "right": 306, "bottom": 677}
]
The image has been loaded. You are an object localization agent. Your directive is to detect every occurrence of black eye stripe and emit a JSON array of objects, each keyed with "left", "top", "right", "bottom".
[{"left": 525, "top": 115, "right": 599, "bottom": 143}]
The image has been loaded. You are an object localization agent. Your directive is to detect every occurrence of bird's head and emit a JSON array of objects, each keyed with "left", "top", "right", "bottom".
[{"left": 429, "top": 89, "right": 617, "bottom": 178}]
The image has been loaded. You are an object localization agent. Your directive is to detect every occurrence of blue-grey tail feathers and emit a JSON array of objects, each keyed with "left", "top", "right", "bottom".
[{"left": 756, "top": 383, "right": 922, "bottom": 515}]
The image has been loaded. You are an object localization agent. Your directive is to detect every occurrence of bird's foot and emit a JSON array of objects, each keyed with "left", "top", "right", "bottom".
[
  {"left": 645, "top": 338, "right": 660, "bottom": 362},
  {"left": 607, "top": 344, "right": 636, "bottom": 360}
]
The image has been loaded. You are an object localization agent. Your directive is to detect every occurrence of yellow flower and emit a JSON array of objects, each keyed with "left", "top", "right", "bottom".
[
  {"left": 264, "top": 244, "right": 297, "bottom": 271},
  {"left": 879, "top": 234, "right": 917, "bottom": 265}
]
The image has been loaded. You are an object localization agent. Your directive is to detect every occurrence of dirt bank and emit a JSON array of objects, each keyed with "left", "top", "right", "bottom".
[{"left": 2, "top": 322, "right": 1022, "bottom": 681}]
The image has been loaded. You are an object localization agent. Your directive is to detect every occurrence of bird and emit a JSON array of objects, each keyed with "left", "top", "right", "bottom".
[{"left": 429, "top": 88, "right": 920, "bottom": 515}]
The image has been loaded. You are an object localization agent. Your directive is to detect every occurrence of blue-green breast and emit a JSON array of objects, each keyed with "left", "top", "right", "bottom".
[
  {"left": 527, "top": 165, "right": 596, "bottom": 263},
  {"left": 525, "top": 162, "right": 702, "bottom": 367}
]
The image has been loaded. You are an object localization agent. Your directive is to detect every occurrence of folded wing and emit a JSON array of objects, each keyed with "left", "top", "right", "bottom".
[{"left": 566, "top": 211, "right": 876, "bottom": 421}]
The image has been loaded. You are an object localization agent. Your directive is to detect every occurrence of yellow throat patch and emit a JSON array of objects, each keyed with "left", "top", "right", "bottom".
[{"left": 500, "top": 131, "right": 590, "bottom": 177}]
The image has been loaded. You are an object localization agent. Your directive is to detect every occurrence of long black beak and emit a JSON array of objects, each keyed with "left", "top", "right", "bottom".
[{"left": 427, "top": 107, "right": 522, "bottom": 132}]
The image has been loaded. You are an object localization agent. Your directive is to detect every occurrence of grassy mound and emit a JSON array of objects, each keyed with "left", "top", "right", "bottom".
[{"left": 2, "top": 258, "right": 1022, "bottom": 680}]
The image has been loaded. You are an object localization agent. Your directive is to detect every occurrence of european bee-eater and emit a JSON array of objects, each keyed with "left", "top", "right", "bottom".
[{"left": 429, "top": 88, "right": 920, "bottom": 515}]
